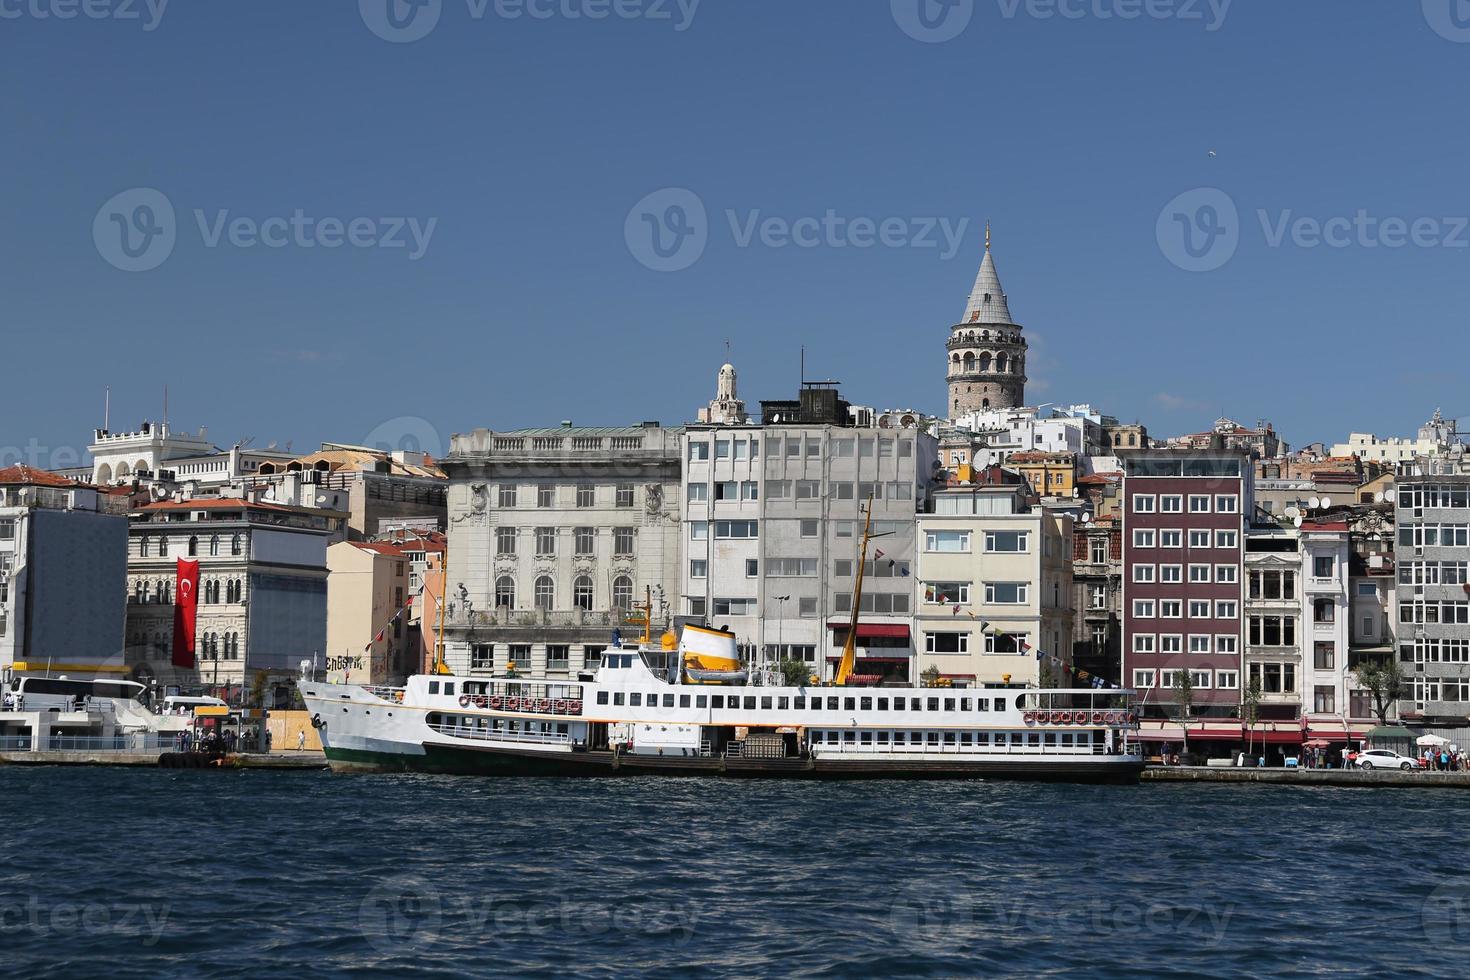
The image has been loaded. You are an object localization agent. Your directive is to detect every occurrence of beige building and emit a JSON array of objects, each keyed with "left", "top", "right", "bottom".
[
  {"left": 325, "top": 541, "right": 415, "bottom": 686},
  {"left": 914, "top": 485, "right": 1073, "bottom": 687}
]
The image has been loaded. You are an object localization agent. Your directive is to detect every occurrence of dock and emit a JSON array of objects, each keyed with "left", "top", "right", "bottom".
[
  {"left": 0, "top": 749, "right": 327, "bottom": 770},
  {"left": 1143, "top": 766, "right": 1470, "bottom": 789}
]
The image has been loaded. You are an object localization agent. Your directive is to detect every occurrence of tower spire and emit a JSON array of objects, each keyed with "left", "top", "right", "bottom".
[{"left": 985, "top": 221, "right": 991, "bottom": 251}]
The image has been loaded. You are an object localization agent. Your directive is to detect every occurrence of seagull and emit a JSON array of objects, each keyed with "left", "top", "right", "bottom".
[{"left": 1208, "top": 149, "right": 1218, "bottom": 158}]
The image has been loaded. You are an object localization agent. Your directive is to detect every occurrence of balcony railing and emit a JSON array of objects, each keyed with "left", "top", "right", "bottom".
[{"left": 450, "top": 609, "right": 626, "bottom": 629}]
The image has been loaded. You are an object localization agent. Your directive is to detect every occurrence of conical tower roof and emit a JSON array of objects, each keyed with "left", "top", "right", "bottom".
[{"left": 961, "top": 237, "right": 1015, "bottom": 326}]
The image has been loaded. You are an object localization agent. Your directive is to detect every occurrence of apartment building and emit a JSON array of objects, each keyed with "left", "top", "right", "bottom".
[{"left": 1072, "top": 516, "right": 1122, "bottom": 686}]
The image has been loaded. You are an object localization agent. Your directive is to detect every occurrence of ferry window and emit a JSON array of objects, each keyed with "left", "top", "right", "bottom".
[
  {"left": 977, "top": 700, "right": 989, "bottom": 712},
  {"left": 994, "top": 698, "right": 1005, "bottom": 712},
  {"left": 777, "top": 697, "right": 789, "bottom": 710},
  {"left": 1045, "top": 733, "right": 1057, "bottom": 746},
  {"left": 663, "top": 694, "right": 675, "bottom": 708},
  {"left": 794, "top": 697, "right": 805, "bottom": 709},
  {"left": 960, "top": 732, "right": 972, "bottom": 745},
  {"left": 712, "top": 696, "right": 724, "bottom": 709},
  {"left": 1027, "top": 733, "right": 1040, "bottom": 747},
  {"left": 894, "top": 732, "right": 906, "bottom": 745},
  {"left": 743, "top": 696, "right": 756, "bottom": 710},
  {"left": 944, "top": 698, "right": 955, "bottom": 712},
  {"left": 613, "top": 693, "right": 625, "bottom": 706},
  {"left": 630, "top": 693, "right": 642, "bottom": 706},
  {"left": 597, "top": 692, "right": 609, "bottom": 705},
  {"left": 1061, "top": 733, "right": 1073, "bottom": 747},
  {"left": 679, "top": 695, "right": 691, "bottom": 708},
  {"left": 878, "top": 732, "right": 890, "bottom": 744},
  {"left": 844, "top": 698, "right": 856, "bottom": 711},
  {"left": 696, "top": 695, "right": 707, "bottom": 708},
  {"left": 860, "top": 697, "right": 872, "bottom": 711},
  {"left": 877, "top": 697, "right": 889, "bottom": 711},
  {"left": 927, "top": 698, "right": 940, "bottom": 712},
  {"left": 977, "top": 732, "right": 991, "bottom": 745},
  {"left": 429, "top": 682, "right": 440, "bottom": 694},
  {"left": 994, "top": 733, "right": 1006, "bottom": 746},
  {"left": 556, "top": 724, "right": 568, "bottom": 735},
  {"left": 761, "top": 697, "right": 773, "bottom": 710},
  {"left": 826, "top": 697, "right": 838, "bottom": 710},
  {"left": 944, "top": 732, "right": 956, "bottom": 745},
  {"left": 860, "top": 731, "right": 873, "bottom": 745},
  {"left": 926, "top": 732, "right": 939, "bottom": 745},
  {"left": 910, "top": 698, "right": 922, "bottom": 711},
  {"left": 961, "top": 699, "right": 971, "bottom": 712},
  {"left": 843, "top": 731, "right": 855, "bottom": 744}
]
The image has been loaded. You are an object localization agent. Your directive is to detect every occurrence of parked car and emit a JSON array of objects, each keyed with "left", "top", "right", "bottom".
[{"left": 1356, "top": 749, "right": 1423, "bottom": 771}]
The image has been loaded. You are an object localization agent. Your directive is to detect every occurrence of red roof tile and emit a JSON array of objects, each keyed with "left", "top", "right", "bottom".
[{"left": 0, "top": 465, "right": 78, "bottom": 488}]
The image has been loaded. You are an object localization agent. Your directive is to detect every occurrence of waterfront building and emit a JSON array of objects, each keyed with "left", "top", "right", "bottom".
[
  {"left": 1243, "top": 527, "right": 1304, "bottom": 724},
  {"left": 1072, "top": 516, "right": 1122, "bottom": 687},
  {"left": 1394, "top": 454, "right": 1470, "bottom": 725},
  {"left": 945, "top": 233, "right": 1027, "bottom": 416},
  {"left": 914, "top": 483, "right": 1073, "bottom": 687},
  {"left": 325, "top": 540, "right": 416, "bottom": 686},
  {"left": 251, "top": 445, "right": 446, "bottom": 541},
  {"left": 682, "top": 383, "right": 937, "bottom": 683},
  {"left": 438, "top": 424, "right": 683, "bottom": 679},
  {"left": 1347, "top": 505, "right": 1397, "bottom": 720},
  {"left": 1168, "top": 418, "right": 1285, "bottom": 460},
  {"left": 1008, "top": 451, "right": 1078, "bottom": 500},
  {"left": 86, "top": 421, "right": 295, "bottom": 487},
  {"left": 125, "top": 498, "right": 340, "bottom": 704},
  {"left": 1331, "top": 410, "right": 1464, "bottom": 465},
  {"left": 1121, "top": 450, "right": 1251, "bottom": 721},
  {"left": 0, "top": 466, "right": 129, "bottom": 677},
  {"left": 950, "top": 406, "right": 1108, "bottom": 468},
  {"left": 1298, "top": 521, "right": 1353, "bottom": 737}
]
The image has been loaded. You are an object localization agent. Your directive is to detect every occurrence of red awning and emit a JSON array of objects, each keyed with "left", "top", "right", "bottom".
[
  {"left": 824, "top": 655, "right": 909, "bottom": 663},
  {"left": 825, "top": 623, "right": 911, "bottom": 639}
]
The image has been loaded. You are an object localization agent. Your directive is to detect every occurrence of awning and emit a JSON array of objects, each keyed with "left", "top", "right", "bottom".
[
  {"left": 825, "top": 623, "right": 911, "bottom": 640},
  {"left": 824, "top": 655, "right": 909, "bottom": 664}
]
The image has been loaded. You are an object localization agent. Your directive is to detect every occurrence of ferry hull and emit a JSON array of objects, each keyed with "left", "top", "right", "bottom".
[{"left": 322, "top": 743, "right": 1144, "bottom": 784}]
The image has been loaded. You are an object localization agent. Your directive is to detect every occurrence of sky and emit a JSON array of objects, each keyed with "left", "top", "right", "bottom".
[{"left": 3, "top": 0, "right": 1469, "bottom": 468}]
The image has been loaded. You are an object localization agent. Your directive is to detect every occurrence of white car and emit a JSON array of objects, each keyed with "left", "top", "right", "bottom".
[{"left": 1356, "top": 749, "right": 1423, "bottom": 771}]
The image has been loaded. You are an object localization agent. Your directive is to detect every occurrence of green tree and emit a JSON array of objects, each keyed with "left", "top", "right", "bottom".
[
  {"left": 1353, "top": 658, "right": 1404, "bottom": 727},
  {"left": 778, "top": 659, "right": 813, "bottom": 687},
  {"left": 1241, "top": 677, "right": 1262, "bottom": 760},
  {"left": 920, "top": 665, "right": 942, "bottom": 688},
  {"left": 1172, "top": 668, "right": 1195, "bottom": 760},
  {"left": 248, "top": 670, "right": 269, "bottom": 709}
]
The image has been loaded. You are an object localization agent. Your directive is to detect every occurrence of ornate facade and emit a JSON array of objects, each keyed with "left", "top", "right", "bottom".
[{"left": 946, "top": 232, "right": 1027, "bottom": 417}]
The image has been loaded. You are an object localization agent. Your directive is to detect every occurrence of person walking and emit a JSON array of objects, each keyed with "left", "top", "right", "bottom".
[{"left": 297, "top": 729, "right": 306, "bottom": 752}]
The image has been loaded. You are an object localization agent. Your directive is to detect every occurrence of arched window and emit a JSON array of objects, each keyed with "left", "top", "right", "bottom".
[
  {"left": 573, "top": 575, "right": 594, "bottom": 610},
  {"left": 534, "top": 575, "right": 554, "bottom": 611},
  {"left": 962, "top": 352, "right": 975, "bottom": 373},
  {"left": 159, "top": 536, "right": 169, "bottom": 556},
  {"left": 188, "top": 536, "right": 198, "bottom": 557},
  {"left": 209, "top": 535, "right": 220, "bottom": 557},
  {"left": 97, "top": 463, "right": 113, "bottom": 484},
  {"left": 977, "top": 352, "right": 992, "bottom": 373},
  {"left": 495, "top": 576, "right": 515, "bottom": 609},
  {"left": 116, "top": 462, "right": 131, "bottom": 479},
  {"left": 612, "top": 575, "right": 634, "bottom": 610},
  {"left": 140, "top": 536, "right": 150, "bottom": 558},
  {"left": 996, "top": 352, "right": 1009, "bottom": 374},
  {"left": 230, "top": 534, "right": 241, "bottom": 556}
]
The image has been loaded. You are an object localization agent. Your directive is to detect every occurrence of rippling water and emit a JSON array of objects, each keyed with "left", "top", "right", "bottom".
[{"left": 2, "top": 767, "right": 1468, "bottom": 978}]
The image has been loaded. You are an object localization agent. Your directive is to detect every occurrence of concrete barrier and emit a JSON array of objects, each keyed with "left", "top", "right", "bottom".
[{"left": 1143, "top": 766, "right": 1470, "bottom": 788}]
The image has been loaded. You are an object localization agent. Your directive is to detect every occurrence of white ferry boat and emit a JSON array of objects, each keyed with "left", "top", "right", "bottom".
[{"left": 300, "top": 625, "right": 1144, "bottom": 783}]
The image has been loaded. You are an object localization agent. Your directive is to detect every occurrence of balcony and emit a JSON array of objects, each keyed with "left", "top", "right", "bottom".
[{"left": 450, "top": 609, "right": 625, "bottom": 629}]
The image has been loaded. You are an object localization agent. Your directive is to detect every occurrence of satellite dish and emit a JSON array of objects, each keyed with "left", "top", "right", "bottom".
[
  {"left": 1284, "top": 506, "right": 1300, "bottom": 520},
  {"left": 1308, "top": 497, "right": 1321, "bottom": 510},
  {"left": 1375, "top": 491, "right": 1386, "bottom": 504},
  {"left": 1293, "top": 515, "right": 1304, "bottom": 528},
  {"left": 1080, "top": 513, "right": 1091, "bottom": 524},
  {"left": 1320, "top": 495, "right": 1332, "bottom": 509}
]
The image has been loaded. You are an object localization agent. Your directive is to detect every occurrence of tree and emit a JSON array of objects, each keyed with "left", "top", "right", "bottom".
[
  {"left": 778, "top": 659, "right": 812, "bottom": 687},
  {"left": 1171, "top": 669, "right": 1195, "bottom": 760},
  {"left": 248, "top": 670, "right": 269, "bottom": 709},
  {"left": 920, "top": 665, "right": 942, "bottom": 688},
  {"left": 1353, "top": 658, "right": 1404, "bottom": 727},
  {"left": 1241, "top": 677, "right": 1262, "bottom": 760}
]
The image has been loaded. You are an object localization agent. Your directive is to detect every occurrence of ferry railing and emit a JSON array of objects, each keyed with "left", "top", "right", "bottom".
[
  {"left": 427, "top": 722, "right": 571, "bottom": 746},
  {"left": 41, "top": 734, "right": 173, "bottom": 752},
  {"left": 820, "top": 739, "right": 1113, "bottom": 757},
  {"left": 0, "top": 735, "right": 34, "bottom": 751},
  {"left": 363, "top": 686, "right": 406, "bottom": 703}
]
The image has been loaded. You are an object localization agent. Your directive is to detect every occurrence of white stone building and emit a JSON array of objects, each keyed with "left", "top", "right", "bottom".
[{"left": 86, "top": 421, "right": 296, "bottom": 487}]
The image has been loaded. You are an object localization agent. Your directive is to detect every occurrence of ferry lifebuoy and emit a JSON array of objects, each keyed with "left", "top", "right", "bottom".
[
  {"left": 1024, "top": 711, "right": 1036, "bottom": 724},
  {"left": 458, "top": 694, "right": 471, "bottom": 708},
  {"left": 553, "top": 699, "right": 567, "bottom": 713},
  {"left": 1107, "top": 711, "right": 1120, "bottom": 725},
  {"left": 1060, "top": 711, "right": 1073, "bottom": 724},
  {"left": 1092, "top": 711, "right": 1104, "bottom": 724}
]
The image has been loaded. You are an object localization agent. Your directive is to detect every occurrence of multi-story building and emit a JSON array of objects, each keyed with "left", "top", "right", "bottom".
[
  {"left": 914, "top": 483, "right": 1073, "bottom": 687},
  {"left": 951, "top": 406, "right": 1108, "bottom": 467},
  {"left": 1299, "top": 521, "right": 1352, "bottom": 732},
  {"left": 1072, "top": 516, "right": 1122, "bottom": 686},
  {"left": 1008, "top": 451, "right": 1077, "bottom": 500},
  {"left": 1121, "top": 450, "right": 1251, "bottom": 720},
  {"left": 1347, "top": 505, "right": 1396, "bottom": 721},
  {"left": 681, "top": 383, "right": 937, "bottom": 683},
  {"left": 325, "top": 540, "right": 415, "bottom": 685},
  {"left": 0, "top": 467, "right": 129, "bottom": 677},
  {"left": 1394, "top": 456, "right": 1470, "bottom": 724},
  {"left": 125, "top": 498, "right": 339, "bottom": 704},
  {"left": 85, "top": 421, "right": 295, "bottom": 486},
  {"left": 1243, "top": 528, "right": 1303, "bottom": 723},
  {"left": 1169, "top": 418, "right": 1284, "bottom": 460},
  {"left": 438, "top": 424, "right": 683, "bottom": 679},
  {"left": 1331, "top": 410, "right": 1464, "bottom": 465},
  {"left": 251, "top": 446, "right": 447, "bottom": 541}
]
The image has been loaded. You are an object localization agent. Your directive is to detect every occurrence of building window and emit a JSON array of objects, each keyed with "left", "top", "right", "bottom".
[
  {"left": 1132, "top": 599, "right": 1155, "bottom": 618},
  {"left": 713, "top": 521, "right": 757, "bottom": 540},
  {"left": 1159, "top": 565, "right": 1182, "bottom": 584},
  {"left": 495, "top": 576, "right": 515, "bottom": 608},
  {"left": 209, "top": 535, "right": 219, "bottom": 557},
  {"left": 1216, "top": 530, "right": 1239, "bottom": 549},
  {"left": 1188, "top": 564, "right": 1212, "bottom": 584},
  {"left": 616, "top": 484, "right": 634, "bottom": 508},
  {"left": 1090, "top": 538, "right": 1108, "bottom": 563},
  {"left": 1133, "top": 529, "right": 1156, "bottom": 548},
  {"left": 1132, "top": 495, "right": 1156, "bottom": 513},
  {"left": 689, "top": 597, "right": 707, "bottom": 617},
  {"left": 985, "top": 632, "right": 1022, "bottom": 654},
  {"left": 612, "top": 576, "right": 634, "bottom": 609},
  {"left": 1188, "top": 495, "right": 1212, "bottom": 513},
  {"left": 230, "top": 535, "right": 241, "bottom": 556},
  {"left": 690, "top": 559, "right": 707, "bottom": 579},
  {"left": 1313, "top": 598, "right": 1335, "bottom": 624},
  {"left": 802, "top": 520, "right": 820, "bottom": 538},
  {"left": 534, "top": 576, "right": 554, "bottom": 610},
  {"left": 576, "top": 486, "right": 595, "bottom": 508},
  {"left": 1133, "top": 565, "right": 1155, "bottom": 584},
  {"left": 160, "top": 536, "right": 170, "bottom": 557},
  {"left": 1089, "top": 584, "right": 1107, "bottom": 609},
  {"left": 690, "top": 521, "right": 708, "bottom": 541},
  {"left": 1215, "top": 600, "right": 1238, "bottom": 620},
  {"left": 1249, "top": 616, "right": 1297, "bottom": 647},
  {"left": 984, "top": 582, "right": 1028, "bottom": 604},
  {"left": 574, "top": 575, "right": 594, "bottom": 611},
  {"left": 140, "top": 536, "right": 151, "bottom": 558},
  {"left": 1216, "top": 670, "right": 1239, "bottom": 690},
  {"left": 1132, "top": 669, "right": 1156, "bottom": 689},
  {"left": 798, "top": 598, "right": 817, "bottom": 617},
  {"left": 574, "top": 527, "right": 595, "bottom": 556},
  {"left": 745, "top": 559, "right": 759, "bottom": 578},
  {"left": 1313, "top": 556, "right": 1335, "bottom": 579},
  {"left": 547, "top": 645, "right": 571, "bottom": 671},
  {"left": 1189, "top": 529, "right": 1210, "bottom": 548},
  {"left": 688, "top": 441, "right": 710, "bottom": 461},
  {"left": 471, "top": 645, "right": 494, "bottom": 669},
  {"left": 496, "top": 527, "right": 517, "bottom": 556},
  {"left": 1160, "top": 495, "right": 1183, "bottom": 513},
  {"left": 925, "top": 582, "right": 971, "bottom": 604},
  {"left": 1189, "top": 635, "right": 1212, "bottom": 654},
  {"left": 1314, "top": 643, "right": 1335, "bottom": 670},
  {"left": 1313, "top": 686, "right": 1335, "bottom": 713},
  {"left": 1132, "top": 634, "right": 1156, "bottom": 653},
  {"left": 713, "top": 598, "right": 755, "bottom": 616},
  {"left": 537, "top": 485, "right": 554, "bottom": 508},
  {"left": 1216, "top": 564, "right": 1237, "bottom": 584},
  {"left": 535, "top": 527, "right": 556, "bottom": 556},
  {"left": 925, "top": 632, "right": 968, "bottom": 654},
  {"left": 614, "top": 527, "right": 635, "bottom": 555},
  {"left": 925, "top": 530, "right": 971, "bottom": 553},
  {"left": 1160, "top": 529, "right": 1182, "bottom": 548},
  {"left": 687, "top": 482, "right": 708, "bottom": 503},
  {"left": 1160, "top": 600, "right": 1182, "bottom": 618},
  {"left": 498, "top": 485, "right": 517, "bottom": 508},
  {"left": 1216, "top": 495, "right": 1239, "bottom": 513}
]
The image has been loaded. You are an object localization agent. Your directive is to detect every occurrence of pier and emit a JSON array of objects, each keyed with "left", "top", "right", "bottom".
[
  {"left": 0, "top": 749, "right": 327, "bottom": 770},
  {"left": 1143, "top": 766, "right": 1470, "bottom": 789}
]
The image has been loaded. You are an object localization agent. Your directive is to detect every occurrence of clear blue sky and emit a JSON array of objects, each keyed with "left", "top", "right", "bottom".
[{"left": 4, "top": 0, "right": 1469, "bottom": 466}]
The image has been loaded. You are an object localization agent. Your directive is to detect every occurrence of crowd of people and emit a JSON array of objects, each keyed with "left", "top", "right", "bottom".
[{"left": 173, "top": 727, "right": 272, "bottom": 755}]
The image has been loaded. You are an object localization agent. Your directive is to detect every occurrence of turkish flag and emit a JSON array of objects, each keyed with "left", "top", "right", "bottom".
[{"left": 172, "top": 559, "right": 200, "bottom": 668}]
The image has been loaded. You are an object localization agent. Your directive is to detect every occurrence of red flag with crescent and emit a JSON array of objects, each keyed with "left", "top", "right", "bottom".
[{"left": 172, "top": 559, "right": 200, "bottom": 668}]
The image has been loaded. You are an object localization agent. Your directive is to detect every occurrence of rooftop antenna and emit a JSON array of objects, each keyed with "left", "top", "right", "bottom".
[
  {"left": 800, "top": 345, "right": 805, "bottom": 387},
  {"left": 163, "top": 384, "right": 168, "bottom": 431},
  {"left": 103, "top": 386, "right": 110, "bottom": 432}
]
